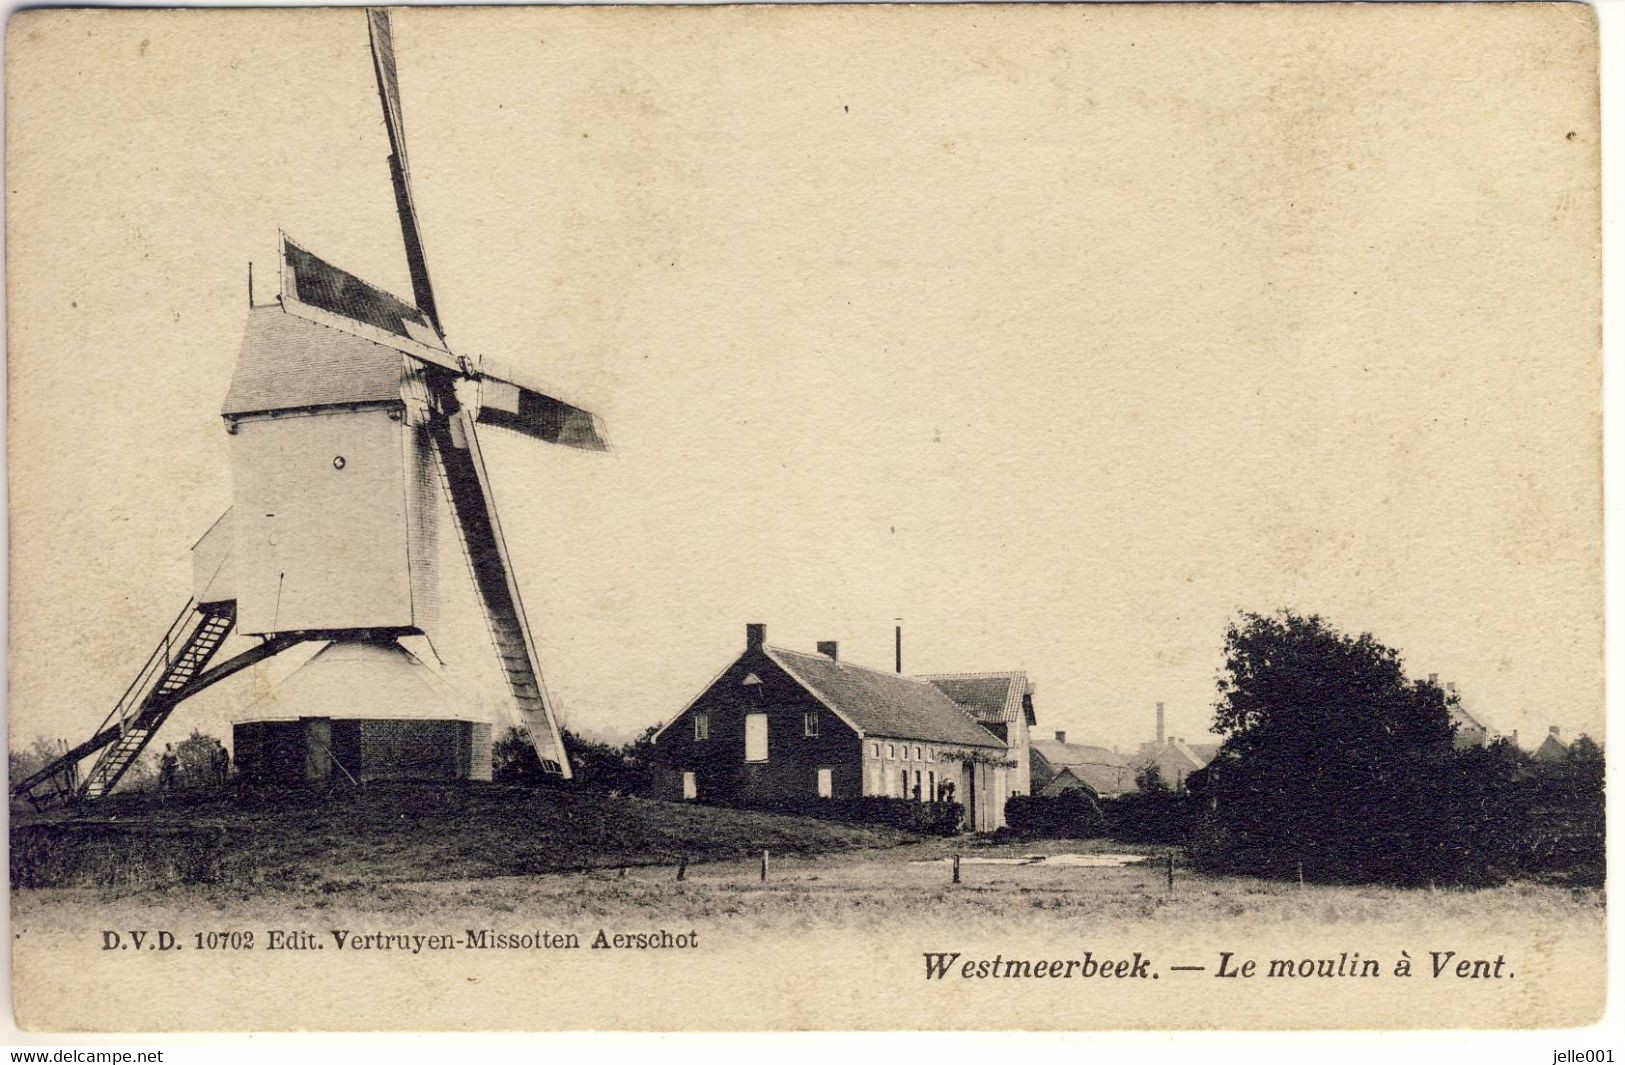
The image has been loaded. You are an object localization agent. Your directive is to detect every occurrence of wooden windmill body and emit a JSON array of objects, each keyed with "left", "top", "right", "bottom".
[{"left": 14, "top": 9, "right": 607, "bottom": 806}]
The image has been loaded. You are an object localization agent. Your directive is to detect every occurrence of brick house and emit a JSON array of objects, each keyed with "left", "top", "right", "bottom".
[{"left": 650, "top": 624, "right": 1029, "bottom": 831}]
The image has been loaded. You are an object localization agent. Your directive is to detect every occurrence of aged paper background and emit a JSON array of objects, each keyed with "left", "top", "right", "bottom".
[{"left": 6, "top": 3, "right": 1603, "bottom": 1032}]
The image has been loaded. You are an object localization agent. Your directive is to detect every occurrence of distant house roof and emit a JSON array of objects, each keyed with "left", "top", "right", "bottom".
[
  {"left": 765, "top": 648, "right": 1006, "bottom": 749},
  {"left": 1449, "top": 703, "right": 1488, "bottom": 735},
  {"left": 1533, "top": 731, "right": 1569, "bottom": 763},
  {"left": 223, "top": 305, "right": 408, "bottom": 416},
  {"left": 1031, "top": 739, "right": 1129, "bottom": 771},
  {"left": 920, "top": 672, "right": 1036, "bottom": 726},
  {"left": 1138, "top": 740, "right": 1211, "bottom": 778},
  {"left": 1039, "top": 766, "right": 1099, "bottom": 798},
  {"left": 1031, "top": 739, "right": 1134, "bottom": 796},
  {"left": 1184, "top": 742, "right": 1222, "bottom": 764}
]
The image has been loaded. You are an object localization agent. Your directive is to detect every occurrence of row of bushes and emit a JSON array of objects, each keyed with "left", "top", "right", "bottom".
[
  {"left": 1004, "top": 788, "right": 1197, "bottom": 844},
  {"left": 712, "top": 795, "right": 965, "bottom": 836},
  {"left": 1005, "top": 744, "right": 1604, "bottom": 888}
]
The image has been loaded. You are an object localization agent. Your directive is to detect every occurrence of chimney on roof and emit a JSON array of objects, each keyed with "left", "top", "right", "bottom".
[
  {"left": 1156, "top": 702, "right": 1165, "bottom": 746},
  {"left": 1054, "top": 730, "right": 1066, "bottom": 744},
  {"left": 817, "top": 640, "right": 839, "bottom": 661},
  {"left": 895, "top": 621, "right": 903, "bottom": 674},
  {"left": 1428, "top": 673, "right": 1438, "bottom": 685},
  {"left": 1446, "top": 682, "right": 1459, "bottom": 697},
  {"left": 1512, "top": 729, "right": 1520, "bottom": 746},
  {"left": 1550, "top": 725, "right": 1561, "bottom": 737},
  {"left": 746, "top": 623, "right": 766, "bottom": 651}
]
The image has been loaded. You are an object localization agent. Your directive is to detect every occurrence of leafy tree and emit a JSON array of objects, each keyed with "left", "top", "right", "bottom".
[{"left": 1198, "top": 611, "right": 1460, "bottom": 884}]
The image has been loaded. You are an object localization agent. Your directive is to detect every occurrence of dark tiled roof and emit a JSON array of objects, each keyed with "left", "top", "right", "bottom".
[
  {"left": 766, "top": 648, "right": 1005, "bottom": 748},
  {"left": 223, "top": 306, "right": 407, "bottom": 416},
  {"left": 920, "top": 672, "right": 1031, "bottom": 725}
]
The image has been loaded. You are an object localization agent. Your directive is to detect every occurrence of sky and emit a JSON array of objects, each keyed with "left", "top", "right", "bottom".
[{"left": 6, "top": 5, "right": 1601, "bottom": 757}]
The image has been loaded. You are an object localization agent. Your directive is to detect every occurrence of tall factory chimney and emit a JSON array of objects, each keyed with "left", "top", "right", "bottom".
[
  {"left": 895, "top": 619, "right": 903, "bottom": 674},
  {"left": 1156, "top": 701, "right": 1166, "bottom": 746}
]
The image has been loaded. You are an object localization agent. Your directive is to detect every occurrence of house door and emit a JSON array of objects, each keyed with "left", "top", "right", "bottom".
[
  {"left": 964, "top": 764, "right": 977, "bottom": 828},
  {"left": 682, "top": 771, "right": 697, "bottom": 800},
  {"left": 745, "top": 714, "right": 768, "bottom": 762},
  {"left": 816, "top": 768, "right": 833, "bottom": 798}
]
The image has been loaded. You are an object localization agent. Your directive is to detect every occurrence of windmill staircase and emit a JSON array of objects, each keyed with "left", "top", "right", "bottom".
[{"left": 11, "top": 599, "right": 237, "bottom": 809}]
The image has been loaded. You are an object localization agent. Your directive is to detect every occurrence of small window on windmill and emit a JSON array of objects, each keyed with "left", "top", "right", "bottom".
[
  {"left": 803, "top": 712, "right": 819, "bottom": 738},
  {"left": 693, "top": 712, "right": 710, "bottom": 742}
]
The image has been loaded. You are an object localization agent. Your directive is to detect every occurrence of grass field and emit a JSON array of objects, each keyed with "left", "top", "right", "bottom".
[
  {"left": 10, "top": 782, "right": 1602, "bottom": 933},
  {"left": 8, "top": 781, "right": 917, "bottom": 889},
  {"left": 10, "top": 784, "right": 1605, "bottom": 1030}
]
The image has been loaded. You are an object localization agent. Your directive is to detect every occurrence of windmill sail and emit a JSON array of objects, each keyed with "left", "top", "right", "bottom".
[
  {"left": 358, "top": 5, "right": 597, "bottom": 778},
  {"left": 367, "top": 8, "right": 443, "bottom": 337},
  {"left": 430, "top": 407, "right": 575, "bottom": 777},
  {"left": 477, "top": 371, "right": 609, "bottom": 453},
  {"left": 281, "top": 236, "right": 440, "bottom": 346}
]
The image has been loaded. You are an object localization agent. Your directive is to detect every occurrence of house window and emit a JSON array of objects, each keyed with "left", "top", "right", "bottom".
[
  {"left": 887, "top": 743, "right": 896, "bottom": 758},
  {"left": 928, "top": 770, "right": 936, "bottom": 801},
  {"left": 913, "top": 769, "right": 923, "bottom": 801},
  {"left": 745, "top": 713, "right": 768, "bottom": 762},
  {"left": 817, "top": 768, "right": 833, "bottom": 799},
  {"left": 693, "top": 712, "right": 710, "bottom": 742},
  {"left": 914, "top": 746, "right": 922, "bottom": 760},
  {"left": 803, "top": 712, "right": 819, "bottom": 738},
  {"left": 682, "top": 771, "right": 697, "bottom": 801},
  {"left": 872, "top": 743, "right": 880, "bottom": 757}
]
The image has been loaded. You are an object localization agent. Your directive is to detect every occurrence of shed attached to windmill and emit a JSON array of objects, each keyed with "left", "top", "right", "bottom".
[{"left": 233, "top": 640, "right": 492, "bottom": 784}]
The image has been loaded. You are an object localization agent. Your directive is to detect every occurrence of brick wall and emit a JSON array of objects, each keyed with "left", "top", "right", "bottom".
[{"left": 652, "top": 652, "right": 863, "bottom": 804}]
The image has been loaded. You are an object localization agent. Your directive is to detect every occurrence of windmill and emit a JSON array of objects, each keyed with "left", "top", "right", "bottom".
[{"left": 12, "top": 8, "right": 607, "bottom": 808}]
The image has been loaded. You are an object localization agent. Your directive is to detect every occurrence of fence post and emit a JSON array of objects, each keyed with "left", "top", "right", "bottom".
[
  {"left": 677, "top": 856, "right": 688, "bottom": 881},
  {"left": 1297, "top": 861, "right": 1304, "bottom": 890},
  {"left": 761, "top": 850, "right": 769, "bottom": 882},
  {"left": 952, "top": 853, "right": 961, "bottom": 884},
  {"left": 1166, "top": 852, "right": 1174, "bottom": 893}
]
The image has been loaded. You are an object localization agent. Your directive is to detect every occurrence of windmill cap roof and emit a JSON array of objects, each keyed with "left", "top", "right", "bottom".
[
  {"left": 223, "top": 305, "right": 408, "bottom": 417},
  {"left": 235, "top": 638, "right": 483, "bottom": 724}
]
